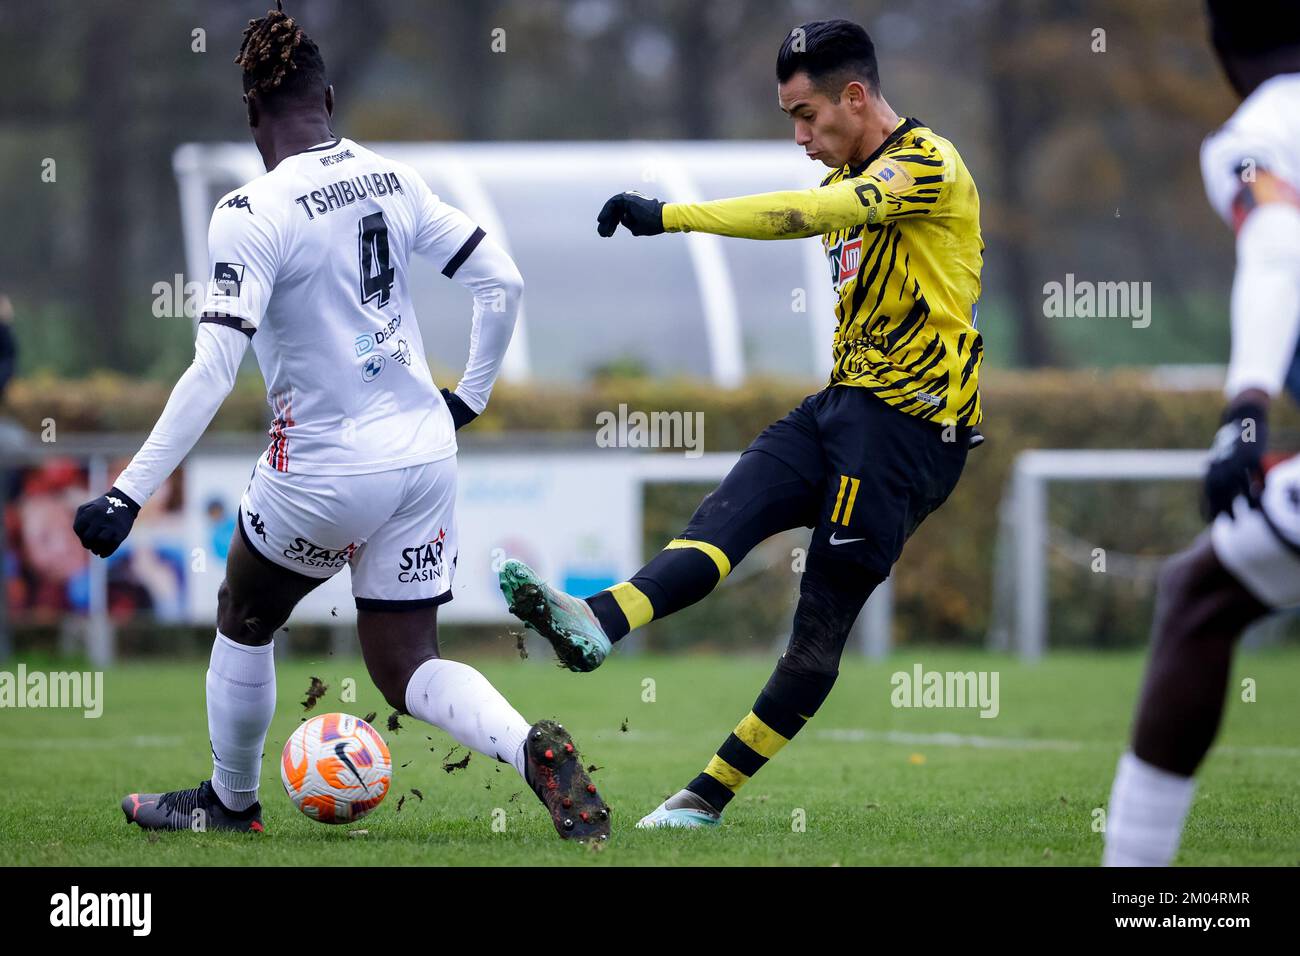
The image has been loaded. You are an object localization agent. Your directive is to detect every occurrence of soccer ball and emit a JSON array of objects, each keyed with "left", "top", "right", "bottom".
[{"left": 281, "top": 712, "right": 392, "bottom": 824}]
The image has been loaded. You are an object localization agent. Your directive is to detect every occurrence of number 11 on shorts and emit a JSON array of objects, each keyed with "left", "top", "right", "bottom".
[{"left": 830, "top": 474, "right": 861, "bottom": 525}]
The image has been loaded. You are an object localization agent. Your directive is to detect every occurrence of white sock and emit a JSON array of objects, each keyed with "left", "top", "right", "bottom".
[
  {"left": 404, "top": 658, "right": 530, "bottom": 777},
  {"left": 1103, "top": 751, "right": 1197, "bottom": 866},
  {"left": 206, "top": 632, "right": 276, "bottom": 812}
]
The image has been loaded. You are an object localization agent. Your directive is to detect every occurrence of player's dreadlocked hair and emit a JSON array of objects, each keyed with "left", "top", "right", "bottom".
[{"left": 235, "top": 1, "right": 327, "bottom": 109}]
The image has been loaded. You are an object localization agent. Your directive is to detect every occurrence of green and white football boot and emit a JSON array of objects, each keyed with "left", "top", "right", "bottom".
[{"left": 498, "top": 559, "right": 612, "bottom": 672}]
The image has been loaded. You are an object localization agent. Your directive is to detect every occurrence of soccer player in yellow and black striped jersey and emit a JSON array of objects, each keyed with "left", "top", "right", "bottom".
[{"left": 499, "top": 18, "right": 983, "bottom": 827}]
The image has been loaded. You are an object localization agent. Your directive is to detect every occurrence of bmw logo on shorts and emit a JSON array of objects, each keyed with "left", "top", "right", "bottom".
[{"left": 361, "top": 353, "right": 386, "bottom": 382}]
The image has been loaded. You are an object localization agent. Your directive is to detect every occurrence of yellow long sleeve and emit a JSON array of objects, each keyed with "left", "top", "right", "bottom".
[{"left": 662, "top": 177, "right": 889, "bottom": 240}]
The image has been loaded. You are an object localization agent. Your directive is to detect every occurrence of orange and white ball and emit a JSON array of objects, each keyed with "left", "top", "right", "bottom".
[{"left": 281, "top": 712, "right": 392, "bottom": 824}]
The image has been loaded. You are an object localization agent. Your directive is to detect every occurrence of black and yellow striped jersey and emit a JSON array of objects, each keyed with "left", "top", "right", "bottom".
[{"left": 662, "top": 117, "right": 985, "bottom": 425}]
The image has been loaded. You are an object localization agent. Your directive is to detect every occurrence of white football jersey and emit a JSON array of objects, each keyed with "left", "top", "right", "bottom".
[
  {"left": 1201, "top": 73, "right": 1300, "bottom": 224},
  {"left": 200, "top": 137, "right": 484, "bottom": 475}
]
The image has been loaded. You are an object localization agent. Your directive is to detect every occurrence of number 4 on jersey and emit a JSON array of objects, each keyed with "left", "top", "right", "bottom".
[{"left": 358, "top": 211, "right": 396, "bottom": 308}]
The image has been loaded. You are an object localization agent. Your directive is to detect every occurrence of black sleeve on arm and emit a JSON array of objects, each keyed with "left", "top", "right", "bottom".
[
  {"left": 200, "top": 313, "right": 256, "bottom": 339},
  {"left": 441, "top": 227, "right": 487, "bottom": 278}
]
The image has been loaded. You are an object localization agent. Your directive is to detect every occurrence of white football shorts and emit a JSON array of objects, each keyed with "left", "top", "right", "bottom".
[
  {"left": 237, "top": 455, "right": 458, "bottom": 610},
  {"left": 1211, "top": 453, "right": 1300, "bottom": 608}
]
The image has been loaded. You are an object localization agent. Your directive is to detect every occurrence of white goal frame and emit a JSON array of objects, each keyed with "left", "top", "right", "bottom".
[{"left": 994, "top": 449, "right": 1208, "bottom": 660}]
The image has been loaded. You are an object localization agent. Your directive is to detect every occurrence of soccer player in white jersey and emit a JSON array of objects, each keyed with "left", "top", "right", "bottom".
[
  {"left": 1103, "top": 2, "right": 1300, "bottom": 866},
  {"left": 72, "top": 3, "right": 609, "bottom": 842}
]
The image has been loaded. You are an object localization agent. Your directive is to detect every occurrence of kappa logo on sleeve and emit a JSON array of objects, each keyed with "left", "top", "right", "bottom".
[
  {"left": 211, "top": 262, "right": 246, "bottom": 297},
  {"left": 221, "top": 193, "right": 254, "bottom": 215}
]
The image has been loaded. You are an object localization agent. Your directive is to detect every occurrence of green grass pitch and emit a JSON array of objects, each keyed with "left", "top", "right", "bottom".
[{"left": 3, "top": 649, "right": 1297, "bottom": 866}]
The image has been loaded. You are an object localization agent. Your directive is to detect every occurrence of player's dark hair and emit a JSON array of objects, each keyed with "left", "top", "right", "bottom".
[
  {"left": 776, "top": 19, "right": 880, "bottom": 100},
  {"left": 236, "top": 1, "right": 328, "bottom": 109},
  {"left": 1207, "top": 0, "right": 1300, "bottom": 97}
]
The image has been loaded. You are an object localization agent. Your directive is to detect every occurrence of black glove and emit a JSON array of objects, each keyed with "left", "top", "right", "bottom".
[
  {"left": 441, "top": 388, "right": 478, "bottom": 431},
  {"left": 1203, "top": 401, "right": 1267, "bottom": 520},
  {"left": 73, "top": 486, "right": 141, "bottom": 558},
  {"left": 596, "top": 191, "right": 665, "bottom": 237}
]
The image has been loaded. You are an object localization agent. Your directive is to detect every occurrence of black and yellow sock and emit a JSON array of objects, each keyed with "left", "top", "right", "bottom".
[
  {"left": 686, "top": 663, "right": 837, "bottom": 812},
  {"left": 682, "top": 555, "right": 879, "bottom": 812},
  {"left": 585, "top": 537, "right": 731, "bottom": 642}
]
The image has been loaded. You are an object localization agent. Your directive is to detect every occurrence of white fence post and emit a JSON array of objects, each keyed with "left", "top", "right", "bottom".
[
  {"left": 1012, "top": 458, "right": 1047, "bottom": 661},
  {"left": 855, "top": 577, "right": 892, "bottom": 659}
]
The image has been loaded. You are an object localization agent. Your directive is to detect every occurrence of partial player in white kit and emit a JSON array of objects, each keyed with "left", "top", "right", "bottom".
[
  {"left": 1103, "top": 2, "right": 1300, "bottom": 866},
  {"left": 72, "top": 3, "right": 610, "bottom": 842}
]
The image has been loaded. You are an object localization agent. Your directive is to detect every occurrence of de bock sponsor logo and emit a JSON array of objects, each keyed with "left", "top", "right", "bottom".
[
  {"left": 50, "top": 886, "right": 151, "bottom": 936},
  {"left": 283, "top": 536, "right": 355, "bottom": 571},
  {"left": 354, "top": 312, "right": 403, "bottom": 356},
  {"left": 398, "top": 528, "right": 446, "bottom": 582}
]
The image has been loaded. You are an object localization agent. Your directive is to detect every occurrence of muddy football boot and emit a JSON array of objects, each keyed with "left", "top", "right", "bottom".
[
  {"left": 636, "top": 788, "right": 723, "bottom": 829},
  {"left": 524, "top": 720, "right": 610, "bottom": 841},
  {"left": 498, "top": 559, "right": 611, "bottom": 672},
  {"left": 122, "top": 780, "right": 264, "bottom": 833}
]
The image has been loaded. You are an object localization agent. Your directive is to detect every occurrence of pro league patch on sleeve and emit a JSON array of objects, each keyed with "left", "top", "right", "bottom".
[{"left": 211, "top": 262, "right": 246, "bottom": 297}]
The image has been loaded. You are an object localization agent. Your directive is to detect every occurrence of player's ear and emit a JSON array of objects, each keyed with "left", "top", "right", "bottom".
[
  {"left": 843, "top": 80, "right": 869, "bottom": 111},
  {"left": 325, "top": 85, "right": 335, "bottom": 118},
  {"left": 245, "top": 91, "right": 260, "bottom": 129}
]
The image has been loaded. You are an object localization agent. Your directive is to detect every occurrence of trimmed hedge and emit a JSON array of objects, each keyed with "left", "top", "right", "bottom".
[{"left": 7, "top": 371, "right": 1293, "bottom": 648}]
